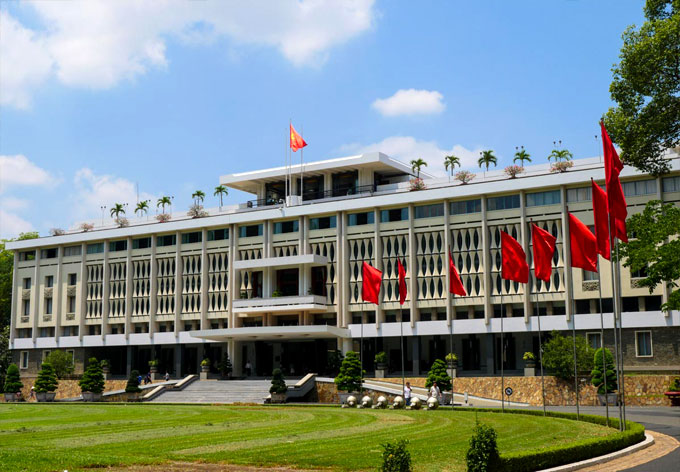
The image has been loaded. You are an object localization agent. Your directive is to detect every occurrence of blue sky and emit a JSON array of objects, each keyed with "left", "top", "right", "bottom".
[{"left": 0, "top": 0, "right": 645, "bottom": 238}]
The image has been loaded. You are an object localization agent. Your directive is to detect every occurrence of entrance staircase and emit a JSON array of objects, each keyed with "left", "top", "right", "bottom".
[{"left": 150, "top": 379, "right": 281, "bottom": 404}]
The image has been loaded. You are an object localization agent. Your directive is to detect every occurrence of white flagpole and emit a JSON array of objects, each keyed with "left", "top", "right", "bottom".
[
  {"left": 596, "top": 258, "right": 610, "bottom": 427},
  {"left": 530, "top": 220, "right": 547, "bottom": 417},
  {"left": 500, "top": 289, "right": 505, "bottom": 413},
  {"left": 565, "top": 205, "right": 581, "bottom": 420}
]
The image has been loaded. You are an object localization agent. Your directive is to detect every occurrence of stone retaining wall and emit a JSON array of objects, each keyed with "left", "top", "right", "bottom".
[
  {"left": 2, "top": 379, "right": 163, "bottom": 402},
  {"left": 316, "top": 381, "right": 399, "bottom": 404}
]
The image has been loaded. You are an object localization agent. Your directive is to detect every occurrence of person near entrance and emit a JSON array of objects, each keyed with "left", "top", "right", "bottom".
[
  {"left": 429, "top": 381, "right": 442, "bottom": 404},
  {"left": 404, "top": 382, "right": 412, "bottom": 406},
  {"left": 245, "top": 360, "right": 252, "bottom": 377}
]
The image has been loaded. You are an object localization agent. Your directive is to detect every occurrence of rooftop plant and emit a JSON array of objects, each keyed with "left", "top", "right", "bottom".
[
  {"left": 455, "top": 170, "right": 475, "bottom": 185},
  {"left": 504, "top": 164, "right": 524, "bottom": 179}
]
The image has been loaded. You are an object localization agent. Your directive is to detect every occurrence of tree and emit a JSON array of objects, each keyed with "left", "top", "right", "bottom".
[
  {"left": 157, "top": 196, "right": 172, "bottom": 214},
  {"left": 477, "top": 150, "right": 497, "bottom": 173},
  {"left": 334, "top": 351, "right": 363, "bottom": 392},
  {"left": 604, "top": 0, "right": 680, "bottom": 176},
  {"left": 616, "top": 200, "right": 680, "bottom": 311},
  {"left": 547, "top": 148, "right": 573, "bottom": 162},
  {"left": 424, "top": 359, "right": 452, "bottom": 392},
  {"left": 214, "top": 185, "right": 228, "bottom": 208},
  {"left": 513, "top": 149, "right": 532, "bottom": 167},
  {"left": 79, "top": 358, "right": 105, "bottom": 394},
  {"left": 217, "top": 352, "right": 233, "bottom": 378},
  {"left": 444, "top": 154, "right": 461, "bottom": 178},
  {"left": 591, "top": 348, "right": 618, "bottom": 394},
  {"left": 44, "top": 350, "right": 75, "bottom": 379},
  {"left": 269, "top": 368, "right": 288, "bottom": 394},
  {"left": 0, "top": 326, "right": 11, "bottom": 392},
  {"left": 34, "top": 362, "right": 58, "bottom": 393},
  {"left": 0, "top": 232, "right": 39, "bottom": 329},
  {"left": 466, "top": 423, "right": 500, "bottom": 472},
  {"left": 192, "top": 190, "right": 205, "bottom": 206},
  {"left": 135, "top": 200, "right": 149, "bottom": 218},
  {"left": 109, "top": 203, "right": 125, "bottom": 219},
  {"left": 541, "top": 331, "right": 595, "bottom": 380},
  {"left": 410, "top": 158, "right": 427, "bottom": 179},
  {"left": 3, "top": 363, "right": 22, "bottom": 393},
  {"left": 125, "top": 370, "right": 141, "bottom": 393}
]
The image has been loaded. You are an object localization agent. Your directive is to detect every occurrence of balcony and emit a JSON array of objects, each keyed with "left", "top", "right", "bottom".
[
  {"left": 233, "top": 254, "right": 328, "bottom": 271},
  {"left": 232, "top": 295, "right": 327, "bottom": 314}
]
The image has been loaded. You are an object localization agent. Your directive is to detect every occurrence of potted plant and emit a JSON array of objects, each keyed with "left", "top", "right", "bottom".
[
  {"left": 426, "top": 359, "right": 452, "bottom": 405},
  {"left": 445, "top": 353, "right": 458, "bottom": 378},
  {"left": 334, "top": 351, "right": 363, "bottom": 404},
  {"left": 269, "top": 368, "right": 288, "bottom": 403},
  {"left": 664, "top": 377, "right": 680, "bottom": 406},
  {"left": 100, "top": 359, "right": 110, "bottom": 380},
  {"left": 3, "top": 364, "right": 23, "bottom": 402},
  {"left": 591, "top": 348, "right": 618, "bottom": 406},
  {"left": 272, "top": 290, "right": 284, "bottom": 298},
  {"left": 454, "top": 170, "right": 475, "bottom": 185},
  {"left": 217, "top": 353, "right": 233, "bottom": 379},
  {"left": 523, "top": 351, "right": 536, "bottom": 377},
  {"left": 79, "top": 357, "right": 105, "bottom": 401},
  {"left": 34, "top": 362, "right": 58, "bottom": 402},
  {"left": 374, "top": 351, "right": 388, "bottom": 378},
  {"left": 200, "top": 358, "right": 211, "bottom": 380},
  {"left": 148, "top": 359, "right": 159, "bottom": 380},
  {"left": 125, "top": 370, "right": 142, "bottom": 401}
]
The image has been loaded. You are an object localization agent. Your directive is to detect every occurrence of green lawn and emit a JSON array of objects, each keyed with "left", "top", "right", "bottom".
[{"left": 0, "top": 404, "right": 614, "bottom": 472}]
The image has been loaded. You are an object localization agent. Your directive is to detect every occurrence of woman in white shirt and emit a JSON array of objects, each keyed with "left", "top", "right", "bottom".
[{"left": 429, "top": 381, "right": 441, "bottom": 403}]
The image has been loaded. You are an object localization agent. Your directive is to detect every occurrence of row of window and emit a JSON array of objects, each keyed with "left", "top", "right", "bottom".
[{"left": 585, "top": 331, "right": 654, "bottom": 357}]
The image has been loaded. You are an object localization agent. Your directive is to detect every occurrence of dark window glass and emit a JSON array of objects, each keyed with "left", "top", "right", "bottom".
[
  {"left": 40, "top": 248, "right": 58, "bottom": 259},
  {"left": 487, "top": 195, "right": 520, "bottom": 211},
  {"left": 156, "top": 235, "right": 177, "bottom": 247},
  {"left": 109, "top": 240, "right": 127, "bottom": 252},
  {"left": 20, "top": 251, "right": 36, "bottom": 261},
  {"left": 450, "top": 199, "right": 481, "bottom": 215},
  {"left": 310, "top": 216, "right": 337, "bottom": 230},
  {"left": 68, "top": 273, "right": 77, "bottom": 285},
  {"left": 348, "top": 211, "right": 374, "bottom": 226},
  {"left": 239, "top": 224, "right": 263, "bottom": 238},
  {"left": 45, "top": 276, "right": 53, "bottom": 288},
  {"left": 273, "top": 220, "right": 299, "bottom": 234},
  {"left": 414, "top": 203, "right": 444, "bottom": 219},
  {"left": 63, "top": 246, "right": 82, "bottom": 257},
  {"left": 86, "top": 243, "right": 104, "bottom": 254},
  {"left": 207, "top": 228, "right": 229, "bottom": 241},
  {"left": 380, "top": 207, "right": 408, "bottom": 222},
  {"left": 132, "top": 237, "right": 151, "bottom": 249},
  {"left": 526, "top": 190, "right": 561, "bottom": 207},
  {"left": 181, "top": 232, "right": 202, "bottom": 244}
]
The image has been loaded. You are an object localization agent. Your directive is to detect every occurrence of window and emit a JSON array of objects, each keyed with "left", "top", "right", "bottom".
[
  {"left": 207, "top": 228, "right": 229, "bottom": 241},
  {"left": 450, "top": 199, "right": 481, "bottom": 215},
  {"left": 87, "top": 243, "right": 104, "bottom": 254},
  {"left": 68, "top": 273, "right": 77, "bottom": 285},
  {"left": 663, "top": 176, "right": 680, "bottom": 193},
  {"left": 62, "top": 326, "right": 78, "bottom": 336},
  {"left": 239, "top": 224, "right": 263, "bottom": 238},
  {"left": 109, "top": 240, "right": 127, "bottom": 252},
  {"left": 184, "top": 323, "right": 193, "bottom": 331},
  {"left": 45, "top": 275, "right": 54, "bottom": 288},
  {"left": 414, "top": 203, "right": 444, "bottom": 219},
  {"left": 45, "top": 298, "right": 52, "bottom": 315},
  {"left": 631, "top": 266, "right": 648, "bottom": 279},
  {"left": 41, "top": 248, "right": 58, "bottom": 259},
  {"left": 526, "top": 190, "right": 561, "bottom": 207},
  {"left": 16, "top": 328, "right": 31, "bottom": 338},
  {"left": 487, "top": 194, "right": 520, "bottom": 211},
  {"left": 67, "top": 295, "right": 76, "bottom": 314},
  {"left": 19, "top": 251, "right": 35, "bottom": 261},
  {"left": 583, "top": 269, "right": 598, "bottom": 281},
  {"left": 380, "top": 207, "right": 408, "bottom": 222},
  {"left": 635, "top": 331, "right": 652, "bottom": 357},
  {"left": 42, "top": 350, "right": 51, "bottom": 362},
  {"left": 22, "top": 300, "right": 30, "bottom": 316},
  {"left": 348, "top": 211, "right": 374, "bottom": 226},
  {"left": 110, "top": 325, "right": 120, "bottom": 335},
  {"left": 132, "top": 237, "right": 151, "bottom": 249},
  {"left": 157, "top": 234, "right": 177, "bottom": 247},
  {"left": 567, "top": 187, "right": 591, "bottom": 202},
  {"left": 63, "top": 245, "right": 82, "bottom": 257},
  {"left": 20, "top": 351, "right": 29, "bottom": 369},
  {"left": 181, "top": 231, "right": 202, "bottom": 244},
  {"left": 310, "top": 216, "right": 337, "bottom": 230},
  {"left": 23, "top": 278, "right": 32, "bottom": 289},
  {"left": 622, "top": 179, "right": 656, "bottom": 197},
  {"left": 39, "top": 327, "right": 53, "bottom": 337},
  {"left": 588, "top": 332, "right": 602, "bottom": 350},
  {"left": 273, "top": 220, "right": 299, "bottom": 234}
]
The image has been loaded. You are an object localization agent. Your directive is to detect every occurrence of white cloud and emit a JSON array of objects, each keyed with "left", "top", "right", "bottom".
[
  {"left": 1, "top": 0, "right": 376, "bottom": 107},
  {"left": 341, "top": 136, "right": 485, "bottom": 177},
  {"left": 372, "top": 89, "right": 445, "bottom": 117},
  {"left": 0, "top": 209, "right": 33, "bottom": 239},
  {"left": 0, "top": 155, "right": 54, "bottom": 193}
]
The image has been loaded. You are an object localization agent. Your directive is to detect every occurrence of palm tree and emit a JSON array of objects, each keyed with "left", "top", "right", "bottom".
[
  {"left": 157, "top": 196, "right": 172, "bottom": 214},
  {"left": 444, "top": 154, "right": 461, "bottom": 179},
  {"left": 192, "top": 190, "right": 205, "bottom": 206},
  {"left": 410, "top": 158, "right": 427, "bottom": 179},
  {"left": 478, "top": 150, "right": 498, "bottom": 174},
  {"left": 513, "top": 149, "right": 532, "bottom": 167},
  {"left": 135, "top": 200, "right": 149, "bottom": 218},
  {"left": 214, "top": 185, "right": 228, "bottom": 208},
  {"left": 109, "top": 203, "right": 125, "bottom": 220},
  {"left": 548, "top": 149, "right": 573, "bottom": 162}
]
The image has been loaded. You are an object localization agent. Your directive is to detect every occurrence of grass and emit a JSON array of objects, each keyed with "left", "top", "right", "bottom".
[{"left": 0, "top": 403, "right": 615, "bottom": 472}]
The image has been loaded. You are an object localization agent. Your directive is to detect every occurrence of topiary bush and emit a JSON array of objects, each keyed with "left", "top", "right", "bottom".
[
  {"left": 3, "top": 364, "right": 23, "bottom": 393},
  {"left": 125, "top": 370, "right": 141, "bottom": 393},
  {"left": 334, "top": 351, "right": 363, "bottom": 392},
  {"left": 374, "top": 351, "right": 387, "bottom": 366},
  {"left": 34, "top": 362, "right": 58, "bottom": 393},
  {"left": 591, "top": 347, "right": 618, "bottom": 394},
  {"left": 466, "top": 422, "right": 500, "bottom": 472},
  {"left": 425, "top": 359, "right": 452, "bottom": 392},
  {"left": 79, "top": 358, "right": 105, "bottom": 394},
  {"left": 44, "top": 350, "right": 74, "bottom": 379},
  {"left": 380, "top": 438, "right": 411, "bottom": 472},
  {"left": 269, "top": 368, "right": 288, "bottom": 394}
]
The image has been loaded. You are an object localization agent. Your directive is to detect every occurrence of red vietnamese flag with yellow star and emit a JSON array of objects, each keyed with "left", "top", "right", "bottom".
[{"left": 290, "top": 124, "right": 307, "bottom": 152}]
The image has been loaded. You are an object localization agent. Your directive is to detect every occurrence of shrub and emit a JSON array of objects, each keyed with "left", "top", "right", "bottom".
[
  {"left": 200, "top": 358, "right": 210, "bottom": 367},
  {"left": 465, "top": 423, "right": 500, "bottom": 472},
  {"left": 522, "top": 351, "right": 535, "bottom": 361},
  {"left": 269, "top": 368, "right": 288, "bottom": 394},
  {"left": 669, "top": 377, "right": 680, "bottom": 391},
  {"left": 542, "top": 330, "right": 594, "bottom": 380},
  {"left": 445, "top": 352, "right": 458, "bottom": 364},
  {"left": 156, "top": 213, "right": 171, "bottom": 223},
  {"left": 380, "top": 439, "right": 411, "bottom": 472},
  {"left": 3, "top": 364, "right": 23, "bottom": 393},
  {"left": 148, "top": 359, "right": 158, "bottom": 368},
  {"left": 79, "top": 223, "right": 94, "bottom": 232},
  {"left": 409, "top": 178, "right": 426, "bottom": 191},
  {"left": 34, "top": 362, "right": 59, "bottom": 393},
  {"left": 44, "top": 350, "right": 74, "bottom": 379},
  {"left": 425, "top": 359, "right": 452, "bottom": 392},
  {"left": 325, "top": 350, "right": 343, "bottom": 376},
  {"left": 504, "top": 165, "right": 524, "bottom": 179},
  {"left": 591, "top": 347, "right": 617, "bottom": 394},
  {"left": 334, "top": 351, "right": 363, "bottom": 392},
  {"left": 455, "top": 170, "right": 475, "bottom": 184},
  {"left": 217, "top": 353, "right": 233, "bottom": 377},
  {"left": 49, "top": 228, "right": 65, "bottom": 236},
  {"left": 188, "top": 203, "right": 208, "bottom": 218},
  {"left": 125, "top": 370, "right": 142, "bottom": 393},
  {"left": 550, "top": 161, "right": 574, "bottom": 173},
  {"left": 79, "top": 358, "right": 105, "bottom": 394},
  {"left": 115, "top": 217, "right": 129, "bottom": 228},
  {"left": 374, "top": 351, "right": 387, "bottom": 365}
]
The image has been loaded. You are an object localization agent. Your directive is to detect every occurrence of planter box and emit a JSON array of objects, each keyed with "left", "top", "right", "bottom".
[
  {"left": 442, "top": 392, "right": 452, "bottom": 405},
  {"left": 4, "top": 393, "right": 20, "bottom": 402},
  {"left": 375, "top": 369, "right": 386, "bottom": 378},
  {"left": 664, "top": 391, "right": 680, "bottom": 407},
  {"left": 597, "top": 393, "right": 618, "bottom": 406},
  {"left": 270, "top": 392, "right": 286, "bottom": 403},
  {"left": 81, "top": 392, "right": 103, "bottom": 402},
  {"left": 36, "top": 392, "right": 56, "bottom": 402},
  {"left": 447, "top": 368, "right": 457, "bottom": 379},
  {"left": 524, "top": 367, "right": 536, "bottom": 377}
]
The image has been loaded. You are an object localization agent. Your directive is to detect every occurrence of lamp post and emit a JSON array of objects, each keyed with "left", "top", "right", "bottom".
[{"left": 100, "top": 205, "right": 106, "bottom": 226}]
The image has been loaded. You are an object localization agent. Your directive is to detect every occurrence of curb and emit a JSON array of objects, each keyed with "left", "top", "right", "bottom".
[{"left": 538, "top": 432, "right": 655, "bottom": 472}]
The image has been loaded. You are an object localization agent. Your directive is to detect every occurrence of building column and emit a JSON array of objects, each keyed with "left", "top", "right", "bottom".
[
  {"left": 560, "top": 186, "right": 574, "bottom": 321},
  {"left": 264, "top": 220, "right": 272, "bottom": 297},
  {"left": 230, "top": 340, "right": 242, "bottom": 377},
  {"left": 101, "top": 241, "right": 110, "bottom": 338},
  {"left": 31, "top": 248, "right": 41, "bottom": 344},
  {"left": 54, "top": 247, "right": 63, "bottom": 343},
  {"left": 124, "top": 237, "right": 133, "bottom": 339},
  {"left": 412, "top": 336, "right": 420, "bottom": 375},
  {"left": 520, "top": 190, "right": 531, "bottom": 322},
  {"left": 408, "top": 208, "right": 418, "bottom": 327},
  {"left": 9, "top": 252, "right": 18, "bottom": 348},
  {"left": 343, "top": 216, "right": 351, "bottom": 328},
  {"left": 126, "top": 345, "right": 133, "bottom": 378},
  {"left": 657, "top": 176, "right": 670, "bottom": 316},
  {"left": 481, "top": 196, "right": 492, "bottom": 324},
  {"left": 149, "top": 234, "right": 158, "bottom": 335},
  {"left": 174, "top": 231, "right": 182, "bottom": 336},
  {"left": 228, "top": 224, "right": 238, "bottom": 329},
  {"left": 444, "top": 200, "right": 452, "bottom": 326},
  {"left": 174, "top": 344, "right": 182, "bottom": 377},
  {"left": 200, "top": 228, "right": 208, "bottom": 330},
  {"left": 78, "top": 243, "right": 87, "bottom": 341},
  {"left": 374, "top": 208, "right": 384, "bottom": 327},
  {"left": 485, "top": 333, "right": 495, "bottom": 374},
  {"left": 336, "top": 210, "right": 344, "bottom": 327},
  {"left": 341, "top": 337, "right": 352, "bottom": 354}
]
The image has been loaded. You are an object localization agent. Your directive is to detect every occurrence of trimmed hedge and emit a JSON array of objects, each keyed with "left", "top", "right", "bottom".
[{"left": 462, "top": 408, "right": 645, "bottom": 472}]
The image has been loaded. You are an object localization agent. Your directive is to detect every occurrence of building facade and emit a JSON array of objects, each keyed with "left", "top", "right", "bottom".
[{"left": 7, "top": 151, "right": 680, "bottom": 378}]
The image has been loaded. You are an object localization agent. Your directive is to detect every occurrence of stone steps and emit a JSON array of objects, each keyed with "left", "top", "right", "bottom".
[{"left": 149, "top": 379, "right": 299, "bottom": 404}]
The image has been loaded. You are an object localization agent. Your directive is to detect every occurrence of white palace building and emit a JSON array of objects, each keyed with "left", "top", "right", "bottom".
[{"left": 6, "top": 151, "right": 680, "bottom": 378}]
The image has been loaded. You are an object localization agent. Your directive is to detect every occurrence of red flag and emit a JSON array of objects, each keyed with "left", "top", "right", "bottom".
[
  {"left": 501, "top": 231, "right": 529, "bottom": 283},
  {"left": 361, "top": 261, "right": 382, "bottom": 305},
  {"left": 531, "top": 224, "right": 556, "bottom": 282},
  {"left": 600, "top": 122, "right": 628, "bottom": 242},
  {"left": 591, "top": 179, "right": 611, "bottom": 260},
  {"left": 290, "top": 124, "right": 307, "bottom": 152},
  {"left": 569, "top": 213, "right": 598, "bottom": 273},
  {"left": 448, "top": 252, "right": 467, "bottom": 296},
  {"left": 397, "top": 259, "right": 407, "bottom": 305}
]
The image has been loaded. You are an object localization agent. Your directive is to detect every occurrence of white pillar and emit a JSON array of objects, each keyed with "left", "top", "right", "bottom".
[
  {"left": 78, "top": 243, "right": 87, "bottom": 341},
  {"left": 9, "top": 251, "right": 18, "bottom": 347},
  {"left": 444, "top": 200, "right": 452, "bottom": 326},
  {"left": 200, "top": 228, "right": 208, "bottom": 330},
  {"left": 560, "top": 186, "right": 574, "bottom": 321},
  {"left": 124, "top": 237, "right": 133, "bottom": 338},
  {"left": 520, "top": 190, "right": 531, "bottom": 322},
  {"left": 101, "top": 241, "right": 109, "bottom": 338},
  {"left": 54, "top": 247, "right": 63, "bottom": 342},
  {"left": 31, "top": 248, "right": 41, "bottom": 344},
  {"left": 481, "top": 196, "right": 492, "bottom": 324},
  {"left": 149, "top": 234, "right": 158, "bottom": 334},
  {"left": 174, "top": 231, "right": 182, "bottom": 336}
]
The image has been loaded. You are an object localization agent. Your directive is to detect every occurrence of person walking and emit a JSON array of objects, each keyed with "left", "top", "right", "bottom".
[
  {"left": 164, "top": 372, "right": 170, "bottom": 382},
  {"left": 429, "top": 381, "right": 442, "bottom": 404},
  {"left": 404, "top": 382, "right": 412, "bottom": 406},
  {"left": 29, "top": 386, "right": 36, "bottom": 401},
  {"left": 245, "top": 360, "right": 252, "bottom": 377}
]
